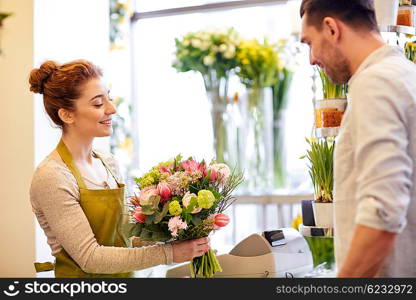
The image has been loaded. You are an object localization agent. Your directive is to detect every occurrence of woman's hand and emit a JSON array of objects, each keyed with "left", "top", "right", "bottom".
[{"left": 172, "top": 237, "right": 210, "bottom": 263}]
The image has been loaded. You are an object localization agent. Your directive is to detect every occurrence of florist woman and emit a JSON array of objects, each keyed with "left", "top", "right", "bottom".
[{"left": 29, "top": 59, "right": 209, "bottom": 278}]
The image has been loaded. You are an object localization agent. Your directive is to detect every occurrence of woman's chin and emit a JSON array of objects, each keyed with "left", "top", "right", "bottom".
[{"left": 95, "top": 129, "right": 113, "bottom": 137}]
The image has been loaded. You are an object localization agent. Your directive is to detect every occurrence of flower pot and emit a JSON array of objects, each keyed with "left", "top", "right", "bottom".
[
  {"left": 373, "top": 0, "right": 399, "bottom": 26},
  {"left": 312, "top": 202, "right": 334, "bottom": 228},
  {"left": 314, "top": 98, "right": 347, "bottom": 129}
]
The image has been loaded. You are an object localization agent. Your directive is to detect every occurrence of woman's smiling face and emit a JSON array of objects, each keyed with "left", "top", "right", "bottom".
[{"left": 67, "top": 77, "right": 116, "bottom": 138}]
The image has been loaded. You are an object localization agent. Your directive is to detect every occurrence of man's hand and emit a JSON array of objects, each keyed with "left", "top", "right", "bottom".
[{"left": 337, "top": 224, "right": 397, "bottom": 277}]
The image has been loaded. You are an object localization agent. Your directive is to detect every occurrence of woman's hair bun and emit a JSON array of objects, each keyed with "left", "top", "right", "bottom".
[{"left": 29, "top": 61, "right": 60, "bottom": 94}]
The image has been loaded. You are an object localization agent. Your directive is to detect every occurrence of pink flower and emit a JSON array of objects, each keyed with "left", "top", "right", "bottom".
[
  {"left": 133, "top": 207, "right": 146, "bottom": 223},
  {"left": 139, "top": 185, "right": 159, "bottom": 206},
  {"left": 181, "top": 160, "right": 203, "bottom": 174},
  {"left": 159, "top": 165, "right": 173, "bottom": 174},
  {"left": 208, "top": 213, "right": 230, "bottom": 230},
  {"left": 157, "top": 181, "right": 172, "bottom": 199},
  {"left": 182, "top": 192, "right": 201, "bottom": 214},
  {"left": 168, "top": 215, "right": 188, "bottom": 238},
  {"left": 213, "top": 213, "right": 230, "bottom": 227},
  {"left": 203, "top": 167, "right": 218, "bottom": 182},
  {"left": 212, "top": 163, "right": 231, "bottom": 184},
  {"left": 130, "top": 195, "right": 140, "bottom": 207}
]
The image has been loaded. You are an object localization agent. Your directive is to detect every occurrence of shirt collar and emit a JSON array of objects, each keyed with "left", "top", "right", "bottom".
[{"left": 348, "top": 45, "right": 403, "bottom": 86}]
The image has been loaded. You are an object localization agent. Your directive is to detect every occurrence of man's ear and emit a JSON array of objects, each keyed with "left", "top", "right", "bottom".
[
  {"left": 58, "top": 108, "right": 75, "bottom": 125},
  {"left": 322, "top": 17, "right": 341, "bottom": 43}
]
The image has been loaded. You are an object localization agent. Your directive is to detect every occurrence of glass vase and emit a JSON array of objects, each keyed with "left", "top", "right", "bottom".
[
  {"left": 203, "top": 70, "right": 237, "bottom": 167},
  {"left": 243, "top": 86, "right": 274, "bottom": 191}
]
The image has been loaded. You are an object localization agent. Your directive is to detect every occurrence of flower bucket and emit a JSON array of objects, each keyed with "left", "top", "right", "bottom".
[
  {"left": 312, "top": 202, "right": 334, "bottom": 228},
  {"left": 373, "top": 0, "right": 399, "bottom": 26}
]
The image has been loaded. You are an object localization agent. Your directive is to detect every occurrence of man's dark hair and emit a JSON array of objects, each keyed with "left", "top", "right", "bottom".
[{"left": 300, "top": 0, "right": 378, "bottom": 32}]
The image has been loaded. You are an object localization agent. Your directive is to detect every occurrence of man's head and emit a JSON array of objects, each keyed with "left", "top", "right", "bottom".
[{"left": 300, "top": 0, "right": 378, "bottom": 84}]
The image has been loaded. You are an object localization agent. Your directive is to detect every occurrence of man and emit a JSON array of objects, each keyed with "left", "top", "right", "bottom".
[{"left": 300, "top": 0, "right": 416, "bottom": 277}]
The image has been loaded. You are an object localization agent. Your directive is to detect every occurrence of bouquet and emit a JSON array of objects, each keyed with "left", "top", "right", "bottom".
[
  {"left": 235, "top": 38, "right": 281, "bottom": 89},
  {"left": 172, "top": 28, "right": 241, "bottom": 83},
  {"left": 130, "top": 155, "right": 244, "bottom": 277}
]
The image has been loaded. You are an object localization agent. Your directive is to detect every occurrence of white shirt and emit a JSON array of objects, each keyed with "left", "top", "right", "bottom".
[{"left": 334, "top": 45, "right": 416, "bottom": 277}]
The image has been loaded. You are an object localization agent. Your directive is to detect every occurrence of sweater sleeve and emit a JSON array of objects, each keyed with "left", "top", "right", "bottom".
[{"left": 30, "top": 159, "right": 173, "bottom": 274}]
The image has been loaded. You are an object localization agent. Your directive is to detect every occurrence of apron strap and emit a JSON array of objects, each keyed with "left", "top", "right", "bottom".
[
  {"left": 34, "top": 261, "right": 54, "bottom": 272},
  {"left": 92, "top": 151, "right": 122, "bottom": 187},
  {"left": 56, "top": 139, "right": 87, "bottom": 189}
]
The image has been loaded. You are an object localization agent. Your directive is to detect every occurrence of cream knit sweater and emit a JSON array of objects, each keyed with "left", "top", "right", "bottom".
[{"left": 30, "top": 151, "right": 173, "bottom": 274}]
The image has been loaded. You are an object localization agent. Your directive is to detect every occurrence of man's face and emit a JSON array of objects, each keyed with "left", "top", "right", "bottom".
[{"left": 300, "top": 14, "right": 351, "bottom": 84}]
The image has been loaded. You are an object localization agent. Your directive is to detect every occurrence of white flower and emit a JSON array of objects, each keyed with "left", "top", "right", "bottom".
[
  {"left": 212, "top": 163, "right": 231, "bottom": 184},
  {"left": 223, "top": 50, "right": 235, "bottom": 59},
  {"left": 191, "top": 39, "right": 202, "bottom": 48},
  {"left": 182, "top": 192, "right": 202, "bottom": 214},
  {"left": 168, "top": 215, "right": 188, "bottom": 238},
  {"left": 183, "top": 39, "right": 190, "bottom": 46},
  {"left": 211, "top": 45, "right": 219, "bottom": 52},
  {"left": 203, "top": 55, "right": 215, "bottom": 66},
  {"left": 219, "top": 44, "right": 227, "bottom": 53},
  {"left": 200, "top": 41, "right": 211, "bottom": 51}
]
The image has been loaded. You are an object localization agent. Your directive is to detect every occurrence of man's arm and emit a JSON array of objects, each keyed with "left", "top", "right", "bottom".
[{"left": 337, "top": 224, "right": 397, "bottom": 277}]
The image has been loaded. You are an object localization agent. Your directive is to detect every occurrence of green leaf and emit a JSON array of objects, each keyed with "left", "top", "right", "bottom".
[
  {"left": 145, "top": 214, "right": 156, "bottom": 225},
  {"left": 184, "top": 197, "right": 198, "bottom": 213},
  {"left": 154, "top": 203, "right": 169, "bottom": 224},
  {"left": 183, "top": 212, "right": 192, "bottom": 224},
  {"left": 140, "top": 205, "right": 157, "bottom": 215}
]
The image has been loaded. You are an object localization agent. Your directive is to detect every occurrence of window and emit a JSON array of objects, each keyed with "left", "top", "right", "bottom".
[{"left": 131, "top": 0, "right": 313, "bottom": 257}]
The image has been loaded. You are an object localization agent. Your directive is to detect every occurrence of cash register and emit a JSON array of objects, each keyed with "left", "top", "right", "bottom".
[{"left": 166, "top": 228, "right": 313, "bottom": 278}]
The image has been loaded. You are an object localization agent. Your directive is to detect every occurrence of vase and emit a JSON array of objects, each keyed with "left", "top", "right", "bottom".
[
  {"left": 243, "top": 86, "right": 274, "bottom": 191},
  {"left": 373, "top": 0, "right": 399, "bottom": 26},
  {"left": 203, "top": 70, "right": 233, "bottom": 166},
  {"left": 272, "top": 68, "right": 293, "bottom": 188},
  {"left": 272, "top": 109, "right": 287, "bottom": 188},
  {"left": 312, "top": 202, "right": 334, "bottom": 228}
]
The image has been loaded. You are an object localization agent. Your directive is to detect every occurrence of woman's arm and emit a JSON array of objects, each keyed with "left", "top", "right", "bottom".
[{"left": 30, "top": 160, "right": 173, "bottom": 274}]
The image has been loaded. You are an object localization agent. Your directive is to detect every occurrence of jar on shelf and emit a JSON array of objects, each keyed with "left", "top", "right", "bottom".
[{"left": 397, "top": 5, "right": 416, "bottom": 26}]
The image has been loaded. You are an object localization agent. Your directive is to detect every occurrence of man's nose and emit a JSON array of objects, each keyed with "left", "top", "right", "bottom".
[{"left": 309, "top": 51, "right": 317, "bottom": 66}]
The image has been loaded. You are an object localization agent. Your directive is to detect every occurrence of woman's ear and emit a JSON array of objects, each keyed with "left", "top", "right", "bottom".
[{"left": 58, "top": 108, "right": 75, "bottom": 125}]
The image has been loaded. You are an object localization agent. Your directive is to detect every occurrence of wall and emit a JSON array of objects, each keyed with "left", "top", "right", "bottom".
[
  {"left": 0, "top": 0, "right": 35, "bottom": 277},
  {"left": 0, "top": 0, "right": 109, "bottom": 277}
]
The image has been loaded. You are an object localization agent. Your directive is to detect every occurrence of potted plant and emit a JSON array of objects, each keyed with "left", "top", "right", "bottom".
[
  {"left": 0, "top": 12, "right": 12, "bottom": 55},
  {"left": 301, "top": 137, "right": 335, "bottom": 228},
  {"left": 314, "top": 69, "right": 347, "bottom": 136},
  {"left": 0, "top": 12, "right": 12, "bottom": 27}
]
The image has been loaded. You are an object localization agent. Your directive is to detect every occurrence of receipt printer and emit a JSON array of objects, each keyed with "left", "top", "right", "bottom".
[{"left": 166, "top": 228, "right": 313, "bottom": 278}]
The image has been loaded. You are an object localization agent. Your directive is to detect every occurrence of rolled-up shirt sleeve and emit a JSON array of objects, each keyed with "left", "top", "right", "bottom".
[{"left": 351, "top": 72, "right": 413, "bottom": 233}]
